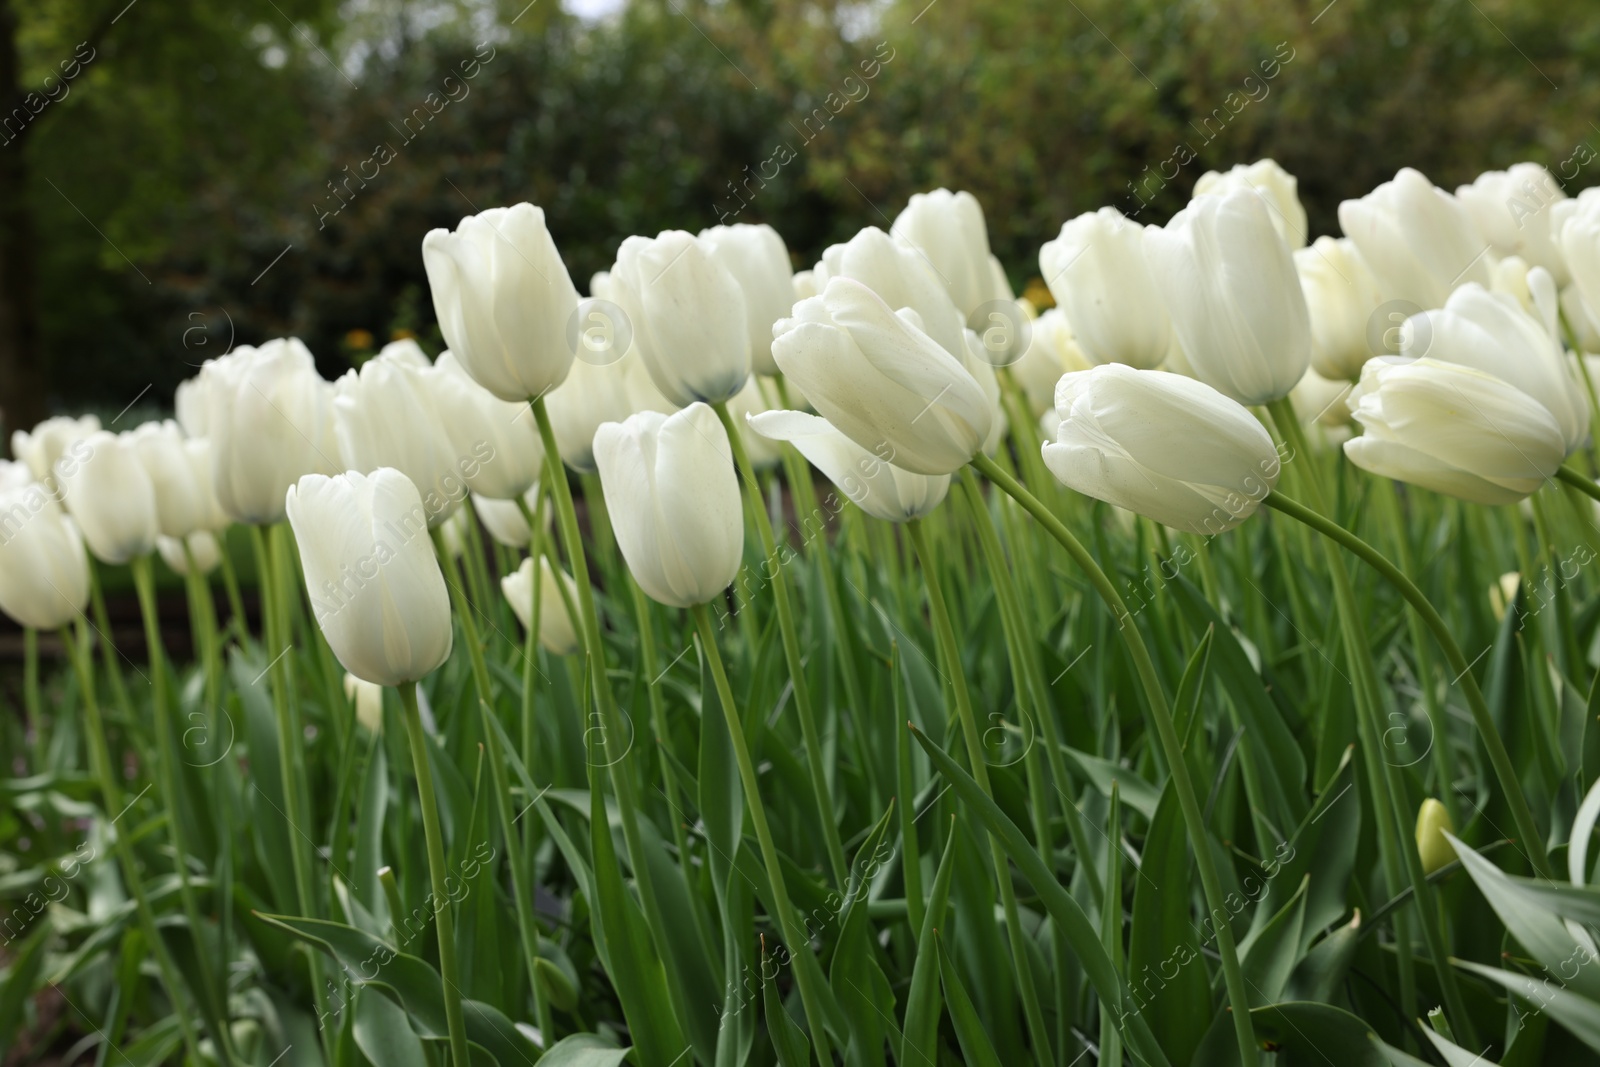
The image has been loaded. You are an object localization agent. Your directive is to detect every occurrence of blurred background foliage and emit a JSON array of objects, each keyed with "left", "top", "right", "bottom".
[{"left": 11, "top": 0, "right": 1600, "bottom": 421}]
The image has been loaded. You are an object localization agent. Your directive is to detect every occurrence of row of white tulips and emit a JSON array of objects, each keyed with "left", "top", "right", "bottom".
[{"left": 8, "top": 155, "right": 1600, "bottom": 1065}]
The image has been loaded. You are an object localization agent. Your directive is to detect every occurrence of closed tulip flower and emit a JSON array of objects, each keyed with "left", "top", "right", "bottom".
[
  {"left": 334, "top": 358, "right": 467, "bottom": 526},
  {"left": 1193, "top": 159, "right": 1308, "bottom": 249},
  {"left": 183, "top": 439, "right": 230, "bottom": 532},
  {"left": 286, "top": 468, "right": 453, "bottom": 687},
  {"left": 891, "top": 188, "right": 1012, "bottom": 318},
  {"left": 130, "top": 420, "right": 209, "bottom": 538},
  {"left": 1559, "top": 195, "right": 1600, "bottom": 341},
  {"left": 1457, "top": 163, "right": 1567, "bottom": 283},
  {"left": 1011, "top": 308, "right": 1092, "bottom": 416},
  {"left": 772, "top": 277, "right": 993, "bottom": 476},
  {"left": 593, "top": 404, "right": 743, "bottom": 608},
  {"left": 422, "top": 203, "right": 580, "bottom": 404},
  {"left": 700, "top": 223, "right": 795, "bottom": 376},
  {"left": 429, "top": 351, "right": 544, "bottom": 497},
  {"left": 345, "top": 672, "right": 385, "bottom": 733},
  {"left": 13, "top": 414, "right": 100, "bottom": 486},
  {"left": 206, "top": 339, "right": 340, "bottom": 525},
  {"left": 1489, "top": 256, "right": 1561, "bottom": 339},
  {"left": 1039, "top": 207, "right": 1170, "bottom": 369},
  {"left": 748, "top": 410, "right": 950, "bottom": 522},
  {"left": 1144, "top": 190, "right": 1311, "bottom": 405},
  {"left": 545, "top": 356, "right": 633, "bottom": 472},
  {"left": 1295, "top": 237, "right": 1387, "bottom": 380},
  {"left": 1404, "top": 283, "right": 1588, "bottom": 455},
  {"left": 158, "top": 530, "right": 222, "bottom": 576},
  {"left": 0, "top": 484, "right": 89, "bottom": 630},
  {"left": 1338, "top": 168, "right": 1491, "bottom": 309},
  {"left": 792, "top": 269, "right": 819, "bottom": 302},
  {"left": 1343, "top": 358, "right": 1565, "bottom": 505},
  {"left": 813, "top": 227, "right": 968, "bottom": 359},
  {"left": 175, "top": 377, "right": 208, "bottom": 438},
  {"left": 56, "top": 431, "right": 159, "bottom": 564},
  {"left": 502, "top": 556, "right": 581, "bottom": 655},
  {"left": 472, "top": 487, "right": 546, "bottom": 549},
  {"left": 611, "top": 231, "right": 750, "bottom": 407},
  {"left": 373, "top": 337, "right": 432, "bottom": 368},
  {"left": 1042, "top": 365, "right": 1282, "bottom": 535}
]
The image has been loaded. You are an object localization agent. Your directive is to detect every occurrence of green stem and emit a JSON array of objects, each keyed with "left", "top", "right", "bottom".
[
  {"left": 904, "top": 516, "right": 1056, "bottom": 1063},
  {"left": 22, "top": 627, "right": 39, "bottom": 751},
  {"left": 88, "top": 562, "right": 135, "bottom": 720},
  {"left": 531, "top": 396, "right": 731, "bottom": 1055},
  {"left": 63, "top": 618, "right": 204, "bottom": 1064},
  {"left": 710, "top": 399, "right": 849, "bottom": 888},
  {"left": 1262, "top": 490, "right": 1553, "bottom": 879},
  {"left": 398, "top": 680, "right": 470, "bottom": 1067},
  {"left": 691, "top": 603, "right": 837, "bottom": 1065},
  {"left": 129, "top": 555, "right": 236, "bottom": 1067},
  {"left": 971, "top": 450, "right": 1261, "bottom": 1067},
  {"left": 429, "top": 525, "right": 552, "bottom": 1040}
]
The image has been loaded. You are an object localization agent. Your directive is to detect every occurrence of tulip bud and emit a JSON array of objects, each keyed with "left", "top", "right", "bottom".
[
  {"left": 726, "top": 377, "right": 784, "bottom": 469},
  {"left": 771, "top": 277, "right": 993, "bottom": 476},
  {"left": 593, "top": 404, "right": 743, "bottom": 608},
  {"left": 429, "top": 351, "right": 545, "bottom": 497},
  {"left": 813, "top": 227, "right": 969, "bottom": 359},
  {"left": 472, "top": 487, "right": 546, "bottom": 549},
  {"left": 175, "top": 378, "right": 207, "bottom": 438},
  {"left": 1145, "top": 190, "right": 1311, "bottom": 405},
  {"left": 130, "top": 420, "right": 210, "bottom": 539},
  {"left": 374, "top": 338, "right": 432, "bottom": 368},
  {"left": 1415, "top": 799, "right": 1456, "bottom": 875},
  {"left": 1039, "top": 207, "right": 1170, "bottom": 370},
  {"left": 1193, "top": 159, "right": 1308, "bottom": 249},
  {"left": 333, "top": 358, "right": 468, "bottom": 526},
  {"left": 286, "top": 468, "right": 453, "bottom": 687},
  {"left": 1457, "top": 163, "right": 1568, "bottom": 284},
  {"left": 502, "top": 556, "right": 581, "bottom": 655},
  {"left": 206, "top": 339, "right": 340, "bottom": 525},
  {"left": 1289, "top": 367, "right": 1354, "bottom": 429},
  {"left": 1295, "top": 237, "right": 1386, "bottom": 381},
  {"left": 422, "top": 203, "right": 580, "bottom": 404},
  {"left": 1344, "top": 358, "right": 1566, "bottom": 505},
  {"left": 1489, "top": 256, "right": 1562, "bottom": 342},
  {"left": 545, "top": 356, "right": 633, "bottom": 473},
  {"left": 158, "top": 530, "right": 222, "bottom": 576},
  {"left": 345, "top": 672, "right": 385, "bottom": 734},
  {"left": 792, "top": 269, "right": 819, "bottom": 302},
  {"left": 1489, "top": 572, "right": 1521, "bottom": 622},
  {"left": 1042, "top": 365, "right": 1281, "bottom": 535},
  {"left": 748, "top": 410, "right": 950, "bottom": 523},
  {"left": 0, "top": 484, "right": 90, "bottom": 630},
  {"left": 12, "top": 415, "right": 101, "bottom": 486},
  {"left": 55, "top": 431, "right": 159, "bottom": 564},
  {"left": 699, "top": 223, "right": 796, "bottom": 376},
  {"left": 1564, "top": 283, "right": 1600, "bottom": 351},
  {"left": 891, "top": 188, "right": 1012, "bottom": 318},
  {"left": 1402, "top": 284, "right": 1588, "bottom": 456},
  {"left": 1338, "top": 167, "right": 1491, "bottom": 309},
  {"left": 611, "top": 231, "right": 750, "bottom": 406}
]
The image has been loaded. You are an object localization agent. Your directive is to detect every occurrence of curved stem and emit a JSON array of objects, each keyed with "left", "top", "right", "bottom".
[
  {"left": 1262, "top": 490, "right": 1552, "bottom": 879},
  {"left": 711, "top": 399, "right": 849, "bottom": 887},
  {"left": 398, "top": 680, "right": 470, "bottom": 1067},
  {"left": 692, "top": 603, "right": 837, "bottom": 1065},
  {"left": 63, "top": 619, "right": 204, "bottom": 1064},
  {"left": 1559, "top": 462, "right": 1600, "bottom": 503},
  {"left": 971, "top": 449, "right": 1260, "bottom": 1067}
]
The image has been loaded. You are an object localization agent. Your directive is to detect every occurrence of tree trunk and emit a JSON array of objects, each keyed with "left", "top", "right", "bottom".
[{"left": 0, "top": 0, "right": 47, "bottom": 449}]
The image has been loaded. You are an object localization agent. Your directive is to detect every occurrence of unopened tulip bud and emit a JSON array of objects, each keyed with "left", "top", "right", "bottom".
[
  {"left": 700, "top": 223, "right": 796, "bottom": 376},
  {"left": 157, "top": 530, "right": 222, "bottom": 576},
  {"left": 344, "top": 672, "right": 385, "bottom": 734},
  {"left": 1415, "top": 799, "right": 1456, "bottom": 875},
  {"left": 748, "top": 410, "right": 950, "bottom": 523},
  {"left": 1339, "top": 167, "right": 1491, "bottom": 309},
  {"left": 1193, "top": 159, "right": 1308, "bottom": 249},
  {"left": 286, "top": 468, "right": 453, "bottom": 687},
  {"left": 594, "top": 404, "right": 743, "bottom": 608},
  {"left": 333, "top": 358, "right": 466, "bottom": 527},
  {"left": 1295, "top": 237, "right": 1386, "bottom": 381},
  {"left": 1042, "top": 364, "right": 1281, "bottom": 535},
  {"left": 56, "top": 431, "right": 159, "bottom": 565},
  {"left": 472, "top": 487, "right": 546, "bottom": 549},
  {"left": 12, "top": 415, "right": 100, "bottom": 486},
  {"left": 1039, "top": 207, "right": 1170, "bottom": 370},
  {"left": 422, "top": 203, "right": 580, "bottom": 403},
  {"left": 502, "top": 556, "right": 581, "bottom": 655},
  {"left": 1344, "top": 359, "right": 1565, "bottom": 505},
  {"left": 892, "top": 188, "right": 1012, "bottom": 318},
  {"left": 0, "top": 485, "right": 90, "bottom": 630},
  {"left": 813, "top": 226, "right": 969, "bottom": 360},
  {"left": 1144, "top": 190, "right": 1310, "bottom": 405}
]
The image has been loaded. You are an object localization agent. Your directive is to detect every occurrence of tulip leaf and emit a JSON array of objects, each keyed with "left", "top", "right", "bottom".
[
  {"left": 1130, "top": 780, "right": 1214, "bottom": 1064},
  {"left": 353, "top": 734, "right": 389, "bottom": 921},
  {"left": 352, "top": 983, "right": 428, "bottom": 1067},
  {"left": 1456, "top": 960, "right": 1600, "bottom": 1055},
  {"left": 537, "top": 1033, "right": 635, "bottom": 1066},
  {"left": 901, "top": 814, "right": 958, "bottom": 1067},
  {"left": 1238, "top": 875, "right": 1309, "bottom": 1006},
  {"left": 762, "top": 936, "right": 810, "bottom": 1067},
  {"left": 935, "top": 932, "right": 1003, "bottom": 1067},
  {"left": 909, "top": 723, "right": 1173, "bottom": 1067},
  {"left": 828, "top": 803, "right": 897, "bottom": 1067},
  {"left": 231, "top": 650, "right": 300, "bottom": 914}
]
